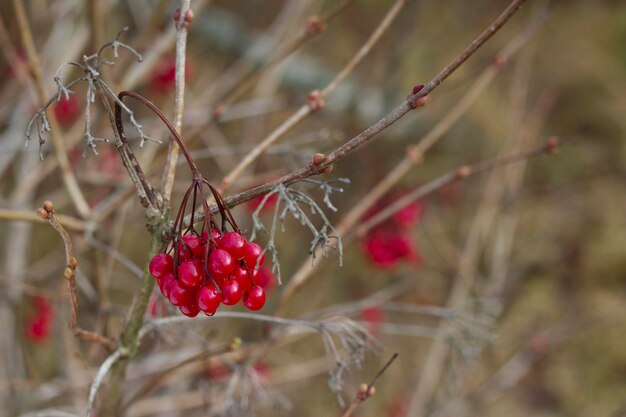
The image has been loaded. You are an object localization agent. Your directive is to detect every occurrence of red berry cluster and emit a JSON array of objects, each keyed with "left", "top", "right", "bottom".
[
  {"left": 113, "top": 92, "right": 273, "bottom": 319},
  {"left": 362, "top": 194, "right": 424, "bottom": 269},
  {"left": 150, "top": 231, "right": 268, "bottom": 317}
]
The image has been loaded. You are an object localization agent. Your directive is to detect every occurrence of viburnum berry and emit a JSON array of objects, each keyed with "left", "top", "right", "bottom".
[
  {"left": 180, "top": 234, "right": 204, "bottom": 259},
  {"left": 197, "top": 285, "right": 221, "bottom": 315},
  {"left": 178, "top": 260, "right": 202, "bottom": 288},
  {"left": 219, "top": 232, "right": 247, "bottom": 260},
  {"left": 168, "top": 282, "right": 193, "bottom": 307},
  {"left": 208, "top": 249, "right": 235, "bottom": 278},
  {"left": 149, "top": 253, "right": 174, "bottom": 280},
  {"left": 180, "top": 302, "right": 200, "bottom": 317},
  {"left": 219, "top": 277, "right": 242, "bottom": 306},
  {"left": 244, "top": 242, "right": 265, "bottom": 267},
  {"left": 243, "top": 286, "right": 266, "bottom": 311},
  {"left": 234, "top": 266, "right": 252, "bottom": 292},
  {"left": 252, "top": 267, "right": 276, "bottom": 290}
]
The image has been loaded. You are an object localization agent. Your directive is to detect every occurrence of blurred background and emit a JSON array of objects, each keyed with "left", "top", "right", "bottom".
[{"left": 0, "top": 0, "right": 625, "bottom": 416}]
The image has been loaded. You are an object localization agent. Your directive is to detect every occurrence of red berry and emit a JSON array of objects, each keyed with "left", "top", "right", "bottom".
[
  {"left": 219, "top": 232, "right": 247, "bottom": 260},
  {"left": 181, "top": 234, "right": 204, "bottom": 259},
  {"left": 178, "top": 260, "right": 202, "bottom": 288},
  {"left": 180, "top": 302, "right": 200, "bottom": 317},
  {"left": 243, "top": 286, "right": 266, "bottom": 311},
  {"left": 149, "top": 253, "right": 174, "bottom": 280},
  {"left": 234, "top": 266, "right": 252, "bottom": 292},
  {"left": 197, "top": 285, "right": 221, "bottom": 315},
  {"left": 53, "top": 95, "right": 79, "bottom": 125},
  {"left": 253, "top": 267, "right": 276, "bottom": 290},
  {"left": 208, "top": 249, "right": 235, "bottom": 278},
  {"left": 159, "top": 273, "right": 176, "bottom": 297},
  {"left": 169, "top": 282, "right": 192, "bottom": 307},
  {"left": 244, "top": 242, "right": 265, "bottom": 267},
  {"left": 219, "top": 277, "right": 242, "bottom": 306}
]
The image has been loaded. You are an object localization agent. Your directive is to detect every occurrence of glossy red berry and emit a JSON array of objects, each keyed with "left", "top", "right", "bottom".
[
  {"left": 219, "top": 232, "right": 247, "bottom": 260},
  {"left": 253, "top": 267, "right": 276, "bottom": 289},
  {"left": 234, "top": 266, "right": 252, "bottom": 292},
  {"left": 219, "top": 277, "right": 242, "bottom": 306},
  {"left": 178, "top": 260, "right": 202, "bottom": 288},
  {"left": 208, "top": 249, "right": 235, "bottom": 278},
  {"left": 180, "top": 302, "right": 200, "bottom": 317},
  {"left": 181, "top": 234, "right": 204, "bottom": 259},
  {"left": 149, "top": 253, "right": 174, "bottom": 280},
  {"left": 197, "top": 285, "right": 221, "bottom": 315},
  {"left": 169, "top": 282, "right": 192, "bottom": 307},
  {"left": 243, "top": 286, "right": 266, "bottom": 311},
  {"left": 244, "top": 242, "right": 265, "bottom": 267},
  {"left": 159, "top": 273, "right": 176, "bottom": 297}
]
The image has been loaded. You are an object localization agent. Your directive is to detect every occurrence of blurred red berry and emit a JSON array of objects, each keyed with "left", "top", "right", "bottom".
[
  {"left": 148, "top": 58, "right": 193, "bottom": 93},
  {"left": 52, "top": 95, "right": 80, "bottom": 125},
  {"left": 360, "top": 307, "right": 384, "bottom": 337}
]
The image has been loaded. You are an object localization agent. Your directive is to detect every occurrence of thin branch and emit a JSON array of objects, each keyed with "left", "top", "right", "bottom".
[
  {"left": 218, "top": 0, "right": 408, "bottom": 192},
  {"left": 0, "top": 208, "right": 86, "bottom": 231},
  {"left": 36, "top": 201, "right": 116, "bottom": 350},
  {"left": 160, "top": 0, "right": 192, "bottom": 207}
]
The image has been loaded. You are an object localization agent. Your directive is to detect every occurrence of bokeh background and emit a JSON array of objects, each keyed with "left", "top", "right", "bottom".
[{"left": 0, "top": 0, "right": 625, "bottom": 416}]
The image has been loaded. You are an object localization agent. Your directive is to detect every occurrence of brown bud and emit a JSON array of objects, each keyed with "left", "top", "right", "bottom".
[
  {"left": 69, "top": 257, "right": 79, "bottom": 270},
  {"left": 312, "top": 153, "right": 326, "bottom": 165},
  {"left": 406, "top": 145, "right": 423, "bottom": 163},
  {"left": 546, "top": 136, "right": 559, "bottom": 154},
  {"left": 408, "top": 95, "right": 428, "bottom": 109},
  {"left": 43, "top": 200, "right": 54, "bottom": 213},
  {"left": 322, "top": 165, "right": 333, "bottom": 174},
  {"left": 64, "top": 267, "right": 73, "bottom": 280},
  {"left": 367, "top": 386, "right": 376, "bottom": 397},
  {"left": 306, "top": 15, "right": 326, "bottom": 34},
  {"left": 493, "top": 54, "right": 507, "bottom": 68},
  {"left": 307, "top": 90, "right": 325, "bottom": 111},
  {"left": 358, "top": 383, "right": 368, "bottom": 395},
  {"left": 36, "top": 208, "right": 49, "bottom": 220},
  {"left": 456, "top": 166, "right": 471, "bottom": 178}
]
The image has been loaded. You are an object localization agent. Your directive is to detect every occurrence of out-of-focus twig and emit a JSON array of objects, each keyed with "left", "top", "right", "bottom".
[
  {"left": 160, "top": 0, "right": 191, "bottom": 207},
  {"left": 12, "top": 0, "right": 91, "bottom": 218},
  {"left": 218, "top": 0, "right": 408, "bottom": 192},
  {"left": 36, "top": 201, "right": 116, "bottom": 350}
]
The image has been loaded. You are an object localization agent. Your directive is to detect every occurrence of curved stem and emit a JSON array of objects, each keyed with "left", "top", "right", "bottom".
[{"left": 115, "top": 90, "right": 200, "bottom": 177}]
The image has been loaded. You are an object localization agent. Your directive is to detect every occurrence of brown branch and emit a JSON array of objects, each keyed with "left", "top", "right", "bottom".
[
  {"left": 36, "top": 201, "right": 116, "bottom": 351},
  {"left": 218, "top": 0, "right": 409, "bottom": 192},
  {"left": 354, "top": 138, "right": 559, "bottom": 238},
  {"left": 160, "top": 0, "right": 192, "bottom": 207},
  {"left": 408, "top": 0, "right": 529, "bottom": 102},
  {"left": 213, "top": 0, "right": 355, "bottom": 117},
  {"left": 0, "top": 208, "right": 86, "bottom": 231}
]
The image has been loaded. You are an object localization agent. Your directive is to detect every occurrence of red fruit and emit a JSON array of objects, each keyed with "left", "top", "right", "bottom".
[
  {"left": 208, "top": 249, "right": 235, "bottom": 278},
  {"left": 178, "top": 260, "right": 202, "bottom": 288},
  {"left": 197, "top": 285, "right": 221, "bottom": 315},
  {"left": 360, "top": 307, "right": 384, "bottom": 337},
  {"left": 253, "top": 267, "right": 276, "bottom": 290},
  {"left": 219, "top": 277, "right": 242, "bottom": 306},
  {"left": 392, "top": 200, "right": 423, "bottom": 228},
  {"left": 244, "top": 242, "right": 265, "bottom": 267},
  {"left": 169, "top": 282, "right": 192, "bottom": 307},
  {"left": 180, "top": 302, "right": 200, "bottom": 317},
  {"left": 149, "top": 253, "right": 174, "bottom": 280},
  {"left": 181, "top": 234, "right": 204, "bottom": 259},
  {"left": 243, "top": 286, "right": 266, "bottom": 311},
  {"left": 160, "top": 273, "right": 176, "bottom": 297},
  {"left": 219, "top": 232, "right": 247, "bottom": 260},
  {"left": 26, "top": 316, "right": 51, "bottom": 343},
  {"left": 52, "top": 95, "right": 79, "bottom": 125},
  {"left": 234, "top": 266, "right": 252, "bottom": 292},
  {"left": 363, "top": 232, "right": 398, "bottom": 268}
]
